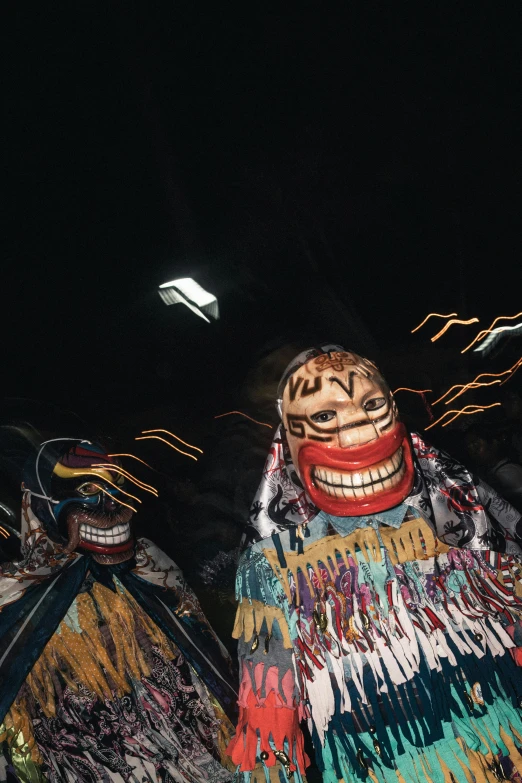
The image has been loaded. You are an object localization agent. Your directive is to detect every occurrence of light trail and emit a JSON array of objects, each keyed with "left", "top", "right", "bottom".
[
  {"left": 108, "top": 453, "right": 155, "bottom": 471},
  {"left": 411, "top": 313, "right": 457, "bottom": 334},
  {"left": 86, "top": 474, "right": 142, "bottom": 505},
  {"left": 214, "top": 411, "right": 272, "bottom": 428},
  {"left": 430, "top": 318, "right": 479, "bottom": 343},
  {"left": 135, "top": 435, "right": 199, "bottom": 461},
  {"left": 425, "top": 403, "right": 501, "bottom": 431},
  {"left": 433, "top": 358, "right": 522, "bottom": 404},
  {"left": 393, "top": 388, "right": 432, "bottom": 395},
  {"left": 441, "top": 402, "right": 502, "bottom": 427},
  {"left": 433, "top": 375, "right": 509, "bottom": 405},
  {"left": 0, "top": 526, "right": 9, "bottom": 539},
  {"left": 90, "top": 484, "right": 137, "bottom": 513},
  {"left": 442, "top": 379, "right": 502, "bottom": 405},
  {"left": 92, "top": 464, "right": 158, "bottom": 497},
  {"left": 141, "top": 429, "right": 203, "bottom": 454},
  {"left": 461, "top": 312, "right": 522, "bottom": 353},
  {"left": 473, "top": 323, "right": 522, "bottom": 354},
  {"left": 54, "top": 469, "right": 143, "bottom": 504},
  {"left": 500, "top": 357, "right": 522, "bottom": 386}
]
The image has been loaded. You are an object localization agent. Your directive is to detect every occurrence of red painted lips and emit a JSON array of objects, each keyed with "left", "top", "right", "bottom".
[{"left": 298, "top": 423, "right": 415, "bottom": 516}]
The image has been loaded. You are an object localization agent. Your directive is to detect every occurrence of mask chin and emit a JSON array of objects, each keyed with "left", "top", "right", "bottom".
[{"left": 298, "top": 423, "right": 415, "bottom": 516}]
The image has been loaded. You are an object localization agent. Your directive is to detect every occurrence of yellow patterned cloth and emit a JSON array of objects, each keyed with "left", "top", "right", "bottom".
[{"left": 2, "top": 579, "right": 234, "bottom": 782}]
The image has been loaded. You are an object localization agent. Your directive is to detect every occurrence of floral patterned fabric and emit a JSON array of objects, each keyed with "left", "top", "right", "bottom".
[
  {"left": 0, "top": 494, "right": 236, "bottom": 782},
  {"left": 1, "top": 576, "right": 235, "bottom": 782}
]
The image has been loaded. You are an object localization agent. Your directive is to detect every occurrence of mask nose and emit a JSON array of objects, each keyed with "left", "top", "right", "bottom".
[
  {"left": 104, "top": 494, "right": 118, "bottom": 512},
  {"left": 337, "top": 413, "right": 380, "bottom": 448}
]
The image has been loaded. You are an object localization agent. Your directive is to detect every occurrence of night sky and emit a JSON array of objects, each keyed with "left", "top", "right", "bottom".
[{"left": 4, "top": 6, "right": 522, "bottom": 435}]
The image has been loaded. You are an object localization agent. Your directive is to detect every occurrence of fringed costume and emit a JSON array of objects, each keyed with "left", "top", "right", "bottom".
[{"left": 228, "top": 347, "right": 522, "bottom": 783}]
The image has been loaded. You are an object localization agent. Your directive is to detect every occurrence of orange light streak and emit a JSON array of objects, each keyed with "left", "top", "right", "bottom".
[
  {"left": 442, "top": 403, "right": 501, "bottom": 427},
  {"left": 425, "top": 403, "right": 501, "bottom": 431},
  {"left": 442, "top": 379, "right": 502, "bottom": 405},
  {"left": 92, "top": 464, "right": 158, "bottom": 497},
  {"left": 89, "top": 474, "right": 143, "bottom": 505},
  {"left": 433, "top": 378, "right": 505, "bottom": 405},
  {"left": 214, "top": 411, "right": 272, "bottom": 428},
  {"left": 135, "top": 435, "right": 198, "bottom": 461},
  {"left": 461, "top": 312, "right": 522, "bottom": 353},
  {"left": 411, "top": 312, "right": 457, "bottom": 334},
  {"left": 108, "top": 453, "right": 155, "bottom": 471},
  {"left": 430, "top": 318, "right": 479, "bottom": 343},
  {"left": 393, "top": 388, "right": 432, "bottom": 395},
  {"left": 433, "top": 358, "right": 522, "bottom": 404},
  {"left": 500, "top": 357, "right": 522, "bottom": 386},
  {"left": 0, "top": 526, "right": 9, "bottom": 539},
  {"left": 54, "top": 469, "right": 143, "bottom": 504},
  {"left": 90, "top": 484, "right": 137, "bottom": 513},
  {"left": 141, "top": 429, "right": 203, "bottom": 454}
]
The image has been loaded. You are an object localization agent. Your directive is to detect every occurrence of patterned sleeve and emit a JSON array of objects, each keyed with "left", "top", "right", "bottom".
[{"left": 227, "top": 545, "right": 309, "bottom": 781}]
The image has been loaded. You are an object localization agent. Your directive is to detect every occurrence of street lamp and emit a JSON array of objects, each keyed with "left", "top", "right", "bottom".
[{"left": 158, "top": 278, "right": 219, "bottom": 323}]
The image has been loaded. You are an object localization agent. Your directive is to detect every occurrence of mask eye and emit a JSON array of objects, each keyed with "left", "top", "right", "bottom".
[
  {"left": 77, "top": 482, "right": 101, "bottom": 497},
  {"left": 310, "top": 410, "right": 336, "bottom": 423},
  {"left": 364, "top": 397, "right": 386, "bottom": 412},
  {"left": 115, "top": 473, "right": 125, "bottom": 486}
]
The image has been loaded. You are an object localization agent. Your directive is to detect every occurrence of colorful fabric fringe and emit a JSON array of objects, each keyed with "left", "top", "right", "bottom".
[{"left": 229, "top": 508, "right": 522, "bottom": 782}]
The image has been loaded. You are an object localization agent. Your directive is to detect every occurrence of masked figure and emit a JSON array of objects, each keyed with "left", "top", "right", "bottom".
[
  {"left": 228, "top": 346, "right": 522, "bottom": 783},
  {"left": 0, "top": 436, "right": 236, "bottom": 782}
]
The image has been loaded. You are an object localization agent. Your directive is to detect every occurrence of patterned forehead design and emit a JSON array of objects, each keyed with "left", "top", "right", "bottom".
[
  {"left": 276, "top": 344, "right": 382, "bottom": 416},
  {"left": 55, "top": 443, "right": 114, "bottom": 472},
  {"left": 51, "top": 442, "right": 118, "bottom": 485}
]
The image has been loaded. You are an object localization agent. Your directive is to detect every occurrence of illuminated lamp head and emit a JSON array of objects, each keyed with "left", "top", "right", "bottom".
[
  {"left": 279, "top": 348, "right": 414, "bottom": 516},
  {"left": 23, "top": 439, "right": 136, "bottom": 564}
]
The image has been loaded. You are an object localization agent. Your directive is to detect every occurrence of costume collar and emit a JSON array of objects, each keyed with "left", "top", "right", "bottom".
[
  {"left": 246, "top": 428, "right": 522, "bottom": 555},
  {"left": 321, "top": 502, "right": 410, "bottom": 537}
]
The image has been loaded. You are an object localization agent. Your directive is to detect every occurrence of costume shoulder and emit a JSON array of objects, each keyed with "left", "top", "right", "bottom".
[{"left": 411, "top": 432, "right": 522, "bottom": 553}]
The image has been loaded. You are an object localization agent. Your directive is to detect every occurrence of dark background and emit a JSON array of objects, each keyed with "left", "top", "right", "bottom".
[{"left": 3, "top": 7, "right": 522, "bottom": 528}]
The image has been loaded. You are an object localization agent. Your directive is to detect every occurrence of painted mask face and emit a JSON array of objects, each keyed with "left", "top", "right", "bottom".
[
  {"left": 49, "top": 443, "right": 135, "bottom": 564},
  {"left": 282, "top": 350, "right": 414, "bottom": 516}
]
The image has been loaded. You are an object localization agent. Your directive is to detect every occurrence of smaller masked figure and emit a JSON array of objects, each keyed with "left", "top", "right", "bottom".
[
  {"left": 228, "top": 346, "right": 522, "bottom": 783},
  {"left": 0, "top": 436, "right": 236, "bottom": 782},
  {"left": 26, "top": 440, "right": 138, "bottom": 565}
]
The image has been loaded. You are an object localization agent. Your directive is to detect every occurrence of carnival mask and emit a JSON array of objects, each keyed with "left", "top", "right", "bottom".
[
  {"left": 28, "top": 441, "right": 136, "bottom": 565},
  {"left": 281, "top": 350, "right": 414, "bottom": 516}
]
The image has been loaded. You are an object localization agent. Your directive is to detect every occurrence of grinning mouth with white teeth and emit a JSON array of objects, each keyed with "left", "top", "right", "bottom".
[
  {"left": 79, "top": 522, "right": 131, "bottom": 547},
  {"left": 312, "top": 446, "right": 405, "bottom": 499}
]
